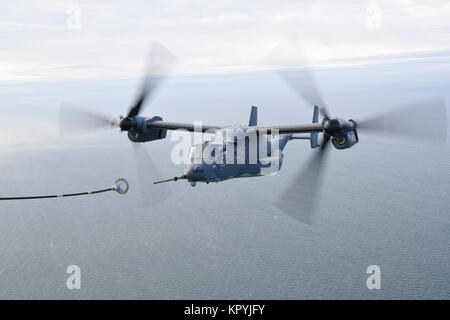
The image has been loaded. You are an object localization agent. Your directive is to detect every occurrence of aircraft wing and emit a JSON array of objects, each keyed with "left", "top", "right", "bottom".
[
  {"left": 147, "top": 121, "right": 324, "bottom": 134},
  {"left": 147, "top": 120, "right": 223, "bottom": 132},
  {"left": 247, "top": 123, "right": 323, "bottom": 134}
]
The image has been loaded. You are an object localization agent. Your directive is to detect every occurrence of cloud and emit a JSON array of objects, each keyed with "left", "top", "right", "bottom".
[{"left": 1, "top": 0, "right": 450, "bottom": 82}]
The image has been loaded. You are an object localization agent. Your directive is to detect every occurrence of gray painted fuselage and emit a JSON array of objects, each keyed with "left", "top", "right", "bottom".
[{"left": 183, "top": 127, "right": 295, "bottom": 184}]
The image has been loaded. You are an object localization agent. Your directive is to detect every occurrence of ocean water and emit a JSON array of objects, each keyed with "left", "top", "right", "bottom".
[{"left": 0, "top": 60, "right": 449, "bottom": 299}]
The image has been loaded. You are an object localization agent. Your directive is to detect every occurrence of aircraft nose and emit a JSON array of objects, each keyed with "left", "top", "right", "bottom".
[
  {"left": 183, "top": 164, "right": 196, "bottom": 179},
  {"left": 193, "top": 165, "right": 204, "bottom": 173},
  {"left": 184, "top": 164, "right": 206, "bottom": 181}
]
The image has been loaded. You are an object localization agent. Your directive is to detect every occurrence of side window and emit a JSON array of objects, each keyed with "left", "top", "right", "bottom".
[{"left": 214, "top": 145, "right": 226, "bottom": 165}]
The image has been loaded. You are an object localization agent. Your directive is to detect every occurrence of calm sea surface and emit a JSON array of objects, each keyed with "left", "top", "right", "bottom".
[{"left": 0, "top": 62, "right": 449, "bottom": 299}]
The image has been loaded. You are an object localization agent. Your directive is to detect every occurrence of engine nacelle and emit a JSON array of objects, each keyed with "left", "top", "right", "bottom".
[
  {"left": 331, "top": 129, "right": 358, "bottom": 149},
  {"left": 323, "top": 118, "right": 359, "bottom": 150},
  {"left": 127, "top": 116, "right": 167, "bottom": 143}
]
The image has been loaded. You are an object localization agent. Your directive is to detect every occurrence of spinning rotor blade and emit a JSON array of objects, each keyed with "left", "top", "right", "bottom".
[
  {"left": 132, "top": 143, "right": 170, "bottom": 206},
  {"left": 267, "top": 40, "right": 330, "bottom": 119},
  {"left": 60, "top": 105, "right": 118, "bottom": 135},
  {"left": 278, "top": 69, "right": 330, "bottom": 119},
  {"left": 269, "top": 38, "right": 447, "bottom": 225},
  {"left": 127, "top": 43, "right": 177, "bottom": 118},
  {"left": 357, "top": 97, "right": 447, "bottom": 143},
  {"left": 275, "top": 136, "right": 330, "bottom": 225}
]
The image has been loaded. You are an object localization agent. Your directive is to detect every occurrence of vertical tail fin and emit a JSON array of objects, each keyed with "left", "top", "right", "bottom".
[
  {"left": 249, "top": 106, "right": 258, "bottom": 126},
  {"left": 310, "top": 105, "right": 319, "bottom": 149}
]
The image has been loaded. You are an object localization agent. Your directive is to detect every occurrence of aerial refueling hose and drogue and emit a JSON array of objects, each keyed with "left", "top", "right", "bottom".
[{"left": 0, "top": 178, "right": 129, "bottom": 201}]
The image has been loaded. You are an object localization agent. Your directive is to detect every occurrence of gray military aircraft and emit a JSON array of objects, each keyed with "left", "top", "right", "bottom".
[{"left": 60, "top": 43, "right": 447, "bottom": 222}]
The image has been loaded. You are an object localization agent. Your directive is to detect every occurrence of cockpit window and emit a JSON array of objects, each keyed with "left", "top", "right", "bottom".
[
  {"left": 188, "top": 146, "right": 195, "bottom": 159},
  {"left": 188, "top": 144, "right": 202, "bottom": 160}
]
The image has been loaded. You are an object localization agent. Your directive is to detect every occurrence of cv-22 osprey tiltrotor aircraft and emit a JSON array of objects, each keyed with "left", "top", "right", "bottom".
[{"left": 60, "top": 43, "right": 447, "bottom": 222}]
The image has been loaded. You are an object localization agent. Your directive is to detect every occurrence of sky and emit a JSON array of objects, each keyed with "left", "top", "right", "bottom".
[
  {"left": 1, "top": 0, "right": 450, "bottom": 82},
  {"left": 1, "top": 2, "right": 450, "bottom": 299},
  {"left": 1, "top": 0, "right": 450, "bottom": 153}
]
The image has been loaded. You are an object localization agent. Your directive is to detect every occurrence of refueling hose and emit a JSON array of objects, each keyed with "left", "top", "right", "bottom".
[{"left": 0, "top": 178, "right": 129, "bottom": 201}]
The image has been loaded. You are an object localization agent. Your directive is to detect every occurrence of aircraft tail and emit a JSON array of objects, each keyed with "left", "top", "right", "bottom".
[
  {"left": 310, "top": 105, "right": 319, "bottom": 149},
  {"left": 249, "top": 106, "right": 257, "bottom": 126}
]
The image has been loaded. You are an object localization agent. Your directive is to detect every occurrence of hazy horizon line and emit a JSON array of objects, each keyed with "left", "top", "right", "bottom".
[{"left": 2, "top": 48, "right": 450, "bottom": 86}]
